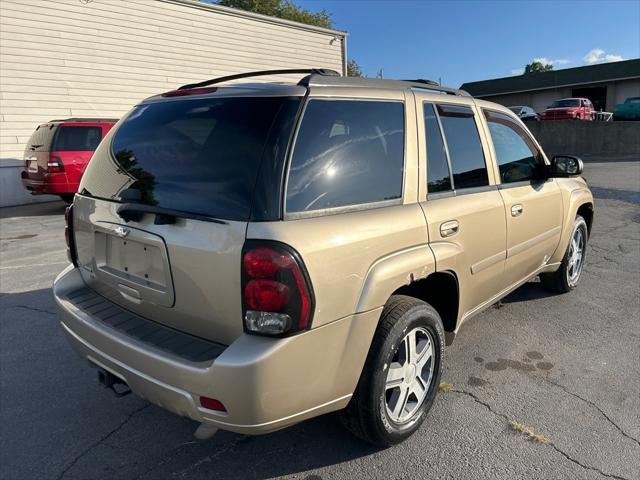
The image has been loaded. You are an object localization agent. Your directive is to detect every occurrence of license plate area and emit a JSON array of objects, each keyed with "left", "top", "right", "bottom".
[
  {"left": 104, "top": 236, "right": 165, "bottom": 288},
  {"left": 93, "top": 223, "right": 174, "bottom": 307}
]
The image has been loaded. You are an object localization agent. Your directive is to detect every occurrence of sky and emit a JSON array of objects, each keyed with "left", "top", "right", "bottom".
[{"left": 297, "top": 0, "right": 640, "bottom": 87}]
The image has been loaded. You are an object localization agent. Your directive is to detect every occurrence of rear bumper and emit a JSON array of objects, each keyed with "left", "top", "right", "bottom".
[
  {"left": 21, "top": 171, "right": 75, "bottom": 195},
  {"left": 54, "top": 265, "right": 380, "bottom": 434}
]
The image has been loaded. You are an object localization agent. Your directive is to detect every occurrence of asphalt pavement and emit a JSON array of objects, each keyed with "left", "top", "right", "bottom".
[{"left": 1, "top": 161, "right": 639, "bottom": 480}]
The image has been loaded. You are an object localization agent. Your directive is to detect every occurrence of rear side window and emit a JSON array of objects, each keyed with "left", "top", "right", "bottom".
[
  {"left": 80, "top": 96, "right": 300, "bottom": 221},
  {"left": 423, "top": 103, "right": 451, "bottom": 193},
  {"left": 286, "top": 99, "right": 405, "bottom": 213},
  {"left": 53, "top": 126, "right": 102, "bottom": 151},
  {"left": 25, "top": 124, "right": 57, "bottom": 152},
  {"left": 484, "top": 110, "right": 543, "bottom": 183},
  {"left": 437, "top": 104, "right": 489, "bottom": 189}
]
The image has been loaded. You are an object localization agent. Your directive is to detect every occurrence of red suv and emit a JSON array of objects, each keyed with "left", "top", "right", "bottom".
[
  {"left": 541, "top": 98, "right": 595, "bottom": 121},
  {"left": 21, "top": 118, "right": 116, "bottom": 203}
]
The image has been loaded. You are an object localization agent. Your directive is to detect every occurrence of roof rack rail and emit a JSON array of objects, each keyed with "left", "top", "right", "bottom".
[
  {"left": 48, "top": 117, "right": 120, "bottom": 123},
  {"left": 404, "top": 79, "right": 470, "bottom": 96},
  {"left": 178, "top": 68, "right": 340, "bottom": 90},
  {"left": 406, "top": 79, "right": 440, "bottom": 87}
]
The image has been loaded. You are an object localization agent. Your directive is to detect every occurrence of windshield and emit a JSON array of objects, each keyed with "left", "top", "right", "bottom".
[
  {"left": 79, "top": 96, "right": 301, "bottom": 220},
  {"left": 508, "top": 107, "right": 523, "bottom": 114},
  {"left": 550, "top": 99, "right": 580, "bottom": 108},
  {"left": 626, "top": 97, "right": 640, "bottom": 104}
]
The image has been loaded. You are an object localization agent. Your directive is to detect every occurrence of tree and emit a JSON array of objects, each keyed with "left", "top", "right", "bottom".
[
  {"left": 347, "top": 58, "right": 363, "bottom": 77},
  {"left": 217, "top": 0, "right": 333, "bottom": 29},
  {"left": 524, "top": 61, "right": 554, "bottom": 74}
]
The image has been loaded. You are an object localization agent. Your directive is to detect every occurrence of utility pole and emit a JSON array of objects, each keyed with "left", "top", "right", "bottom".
[{"left": 376, "top": 68, "right": 384, "bottom": 79}]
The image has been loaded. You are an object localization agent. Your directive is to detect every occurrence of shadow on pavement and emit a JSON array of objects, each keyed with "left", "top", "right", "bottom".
[
  {"left": 1, "top": 287, "right": 382, "bottom": 480},
  {"left": 502, "top": 280, "right": 556, "bottom": 304},
  {"left": 0, "top": 200, "right": 66, "bottom": 219}
]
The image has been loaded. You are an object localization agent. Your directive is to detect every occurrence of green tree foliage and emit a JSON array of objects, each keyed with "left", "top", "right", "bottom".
[
  {"left": 218, "top": 0, "right": 333, "bottom": 29},
  {"left": 347, "top": 58, "right": 363, "bottom": 77},
  {"left": 524, "top": 61, "right": 554, "bottom": 74}
]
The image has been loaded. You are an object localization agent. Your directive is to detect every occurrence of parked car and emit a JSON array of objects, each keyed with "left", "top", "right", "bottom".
[
  {"left": 613, "top": 97, "right": 640, "bottom": 120},
  {"left": 508, "top": 105, "right": 539, "bottom": 121},
  {"left": 54, "top": 69, "right": 594, "bottom": 447},
  {"left": 21, "top": 118, "right": 117, "bottom": 203},
  {"left": 541, "top": 98, "right": 595, "bottom": 120}
]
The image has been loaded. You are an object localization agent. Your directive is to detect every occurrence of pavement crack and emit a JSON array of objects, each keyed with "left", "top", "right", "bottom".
[
  {"left": 451, "top": 389, "right": 632, "bottom": 480},
  {"left": 544, "top": 378, "right": 640, "bottom": 448},
  {"left": 55, "top": 403, "right": 150, "bottom": 480},
  {"left": 6, "top": 304, "right": 56, "bottom": 316}
]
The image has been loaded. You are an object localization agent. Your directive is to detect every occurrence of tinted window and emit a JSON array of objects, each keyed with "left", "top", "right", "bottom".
[
  {"left": 286, "top": 100, "right": 404, "bottom": 213},
  {"left": 25, "top": 124, "right": 58, "bottom": 152},
  {"left": 551, "top": 99, "right": 580, "bottom": 108},
  {"left": 54, "top": 126, "right": 102, "bottom": 151},
  {"left": 437, "top": 105, "right": 489, "bottom": 189},
  {"left": 423, "top": 103, "right": 451, "bottom": 193},
  {"left": 485, "top": 110, "right": 543, "bottom": 183},
  {"left": 80, "top": 96, "right": 300, "bottom": 221}
]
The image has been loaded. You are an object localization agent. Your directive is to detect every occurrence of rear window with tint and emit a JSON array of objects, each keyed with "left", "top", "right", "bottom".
[
  {"left": 79, "top": 96, "right": 299, "bottom": 221},
  {"left": 286, "top": 99, "right": 405, "bottom": 213},
  {"left": 25, "top": 124, "right": 58, "bottom": 152},
  {"left": 437, "top": 104, "right": 489, "bottom": 189},
  {"left": 54, "top": 126, "right": 102, "bottom": 151}
]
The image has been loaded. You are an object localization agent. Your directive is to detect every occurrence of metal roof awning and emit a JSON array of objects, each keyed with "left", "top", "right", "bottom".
[{"left": 460, "top": 59, "right": 640, "bottom": 97}]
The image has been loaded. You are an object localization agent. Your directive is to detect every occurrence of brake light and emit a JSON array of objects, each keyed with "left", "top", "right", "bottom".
[
  {"left": 241, "top": 242, "right": 313, "bottom": 336},
  {"left": 65, "top": 205, "right": 78, "bottom": 266},
  {"left": 48, "top": 155, "right": 64, "bottom": 173}
]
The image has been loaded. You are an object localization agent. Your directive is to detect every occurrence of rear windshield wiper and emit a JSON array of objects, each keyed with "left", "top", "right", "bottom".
[{"left": 116, "top": 203, "right": 227, "bottom": 225}]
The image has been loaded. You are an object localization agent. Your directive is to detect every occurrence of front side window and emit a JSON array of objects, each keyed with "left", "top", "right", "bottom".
[
  {"left": 286, "top": 99, "right": 405, "bottom": 213},
  {"left": 437, "top": 104, "right": 489, "bottom": 189},
  {"left": 484, "top": 110, "right": 543, "bottom": 183},
  {"left": 423, "top": 103, "right": 451, "bottom": 193},
  {"left": 54, "top": 126, "right": 102, "bottom": 151}
]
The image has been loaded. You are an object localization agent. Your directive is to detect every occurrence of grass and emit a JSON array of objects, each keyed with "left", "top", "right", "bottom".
[
  {"left": 510, "top": 421, "right": 550, "bottom": 444},
  {"left": 438, "top": 382, "right": 453, "bottom": 393}
]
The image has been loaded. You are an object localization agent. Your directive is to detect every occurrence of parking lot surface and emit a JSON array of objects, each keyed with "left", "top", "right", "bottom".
[{"left": 1, "top": 161, "right": 639, "bottom": 480}]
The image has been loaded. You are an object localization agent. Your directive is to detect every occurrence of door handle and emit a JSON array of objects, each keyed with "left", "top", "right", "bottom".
[
  {"left": 511, "top": 204, "right": 524, "bottom": 217},
  {"left": 440, "top": 220, "right": 459, "bottom": 238}
]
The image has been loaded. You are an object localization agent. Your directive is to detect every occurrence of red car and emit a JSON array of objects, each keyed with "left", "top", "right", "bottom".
[
  {"left": 21, "top": 118, "right": 116, "bottom": 203},
  {"left": 541, "top": 98, "right": 595, "bottom": 121}
]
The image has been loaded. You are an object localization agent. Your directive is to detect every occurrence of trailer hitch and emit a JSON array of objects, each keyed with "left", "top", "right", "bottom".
[{"left": 97, "top": 368, "right": 132, "bottom": 398}]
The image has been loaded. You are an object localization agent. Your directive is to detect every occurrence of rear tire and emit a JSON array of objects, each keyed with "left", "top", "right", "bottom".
[
  {"left": 340, "top": 295, "right": 445, "bottom": 446},
  {"left": 540, "top": 215, "right": 588, "bottom": 293}
]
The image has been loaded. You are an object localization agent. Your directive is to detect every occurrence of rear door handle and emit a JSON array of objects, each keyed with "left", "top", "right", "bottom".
[
  {"left": 511, "top": 204, "right": 524, "bottom": 217},
  {"left": 440, "top": 220, "right": 459, "bottom": 238}
]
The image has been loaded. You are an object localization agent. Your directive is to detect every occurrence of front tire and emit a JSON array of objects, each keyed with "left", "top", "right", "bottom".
[
  {"left": 340, "top": 295, "right": 445, "bottom": 446},
  {"left": 540, "top": 215, "right": 588, "bottom": 293}
]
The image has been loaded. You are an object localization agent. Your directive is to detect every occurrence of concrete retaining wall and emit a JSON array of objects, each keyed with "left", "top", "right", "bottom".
[{"left": 526, "top": 121, "right": 640, "bottom": 159}]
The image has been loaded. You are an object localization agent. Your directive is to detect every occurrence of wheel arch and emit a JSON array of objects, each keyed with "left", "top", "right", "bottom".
[
  {"left": 391, "top": 270, "right": 460, "bottom": 345},
  {"left": 550, "top": 188, "right": 594, "bottom": 264},
  {"left": 577, "top": 202, "right": 594, "bottom": 236}
]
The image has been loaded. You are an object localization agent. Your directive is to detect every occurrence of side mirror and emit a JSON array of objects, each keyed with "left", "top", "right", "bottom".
[{"left": 549, "top": 155, "right": 583, "bottom": 177}]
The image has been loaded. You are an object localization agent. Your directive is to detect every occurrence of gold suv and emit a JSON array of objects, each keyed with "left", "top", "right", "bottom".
[{"left": 53, "top": 69, "right": 594, "bottom": 446}]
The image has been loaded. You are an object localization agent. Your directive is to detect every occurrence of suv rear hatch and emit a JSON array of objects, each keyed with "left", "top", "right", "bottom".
[
  {"left": 73, "top": 92, "right": 302, "bottom": 345},
  {"left": 22, "top": 123, "right": 59, "bottom": 183}
]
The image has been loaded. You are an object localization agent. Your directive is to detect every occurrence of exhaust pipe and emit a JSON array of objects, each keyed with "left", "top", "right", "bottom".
[{"left": 194, "top": 424, "right": 219, "bottom": 441}]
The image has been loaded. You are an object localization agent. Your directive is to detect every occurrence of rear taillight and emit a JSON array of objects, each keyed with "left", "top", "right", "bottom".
[
  {"left": 47, "top": 154, "right": 64, "bottom": 173},
  {"left": 241, "top": 242, "right": 314, "bottom": 336},
  {"left": 65, "top": 205, "right": 78, "bottom": 266}
]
